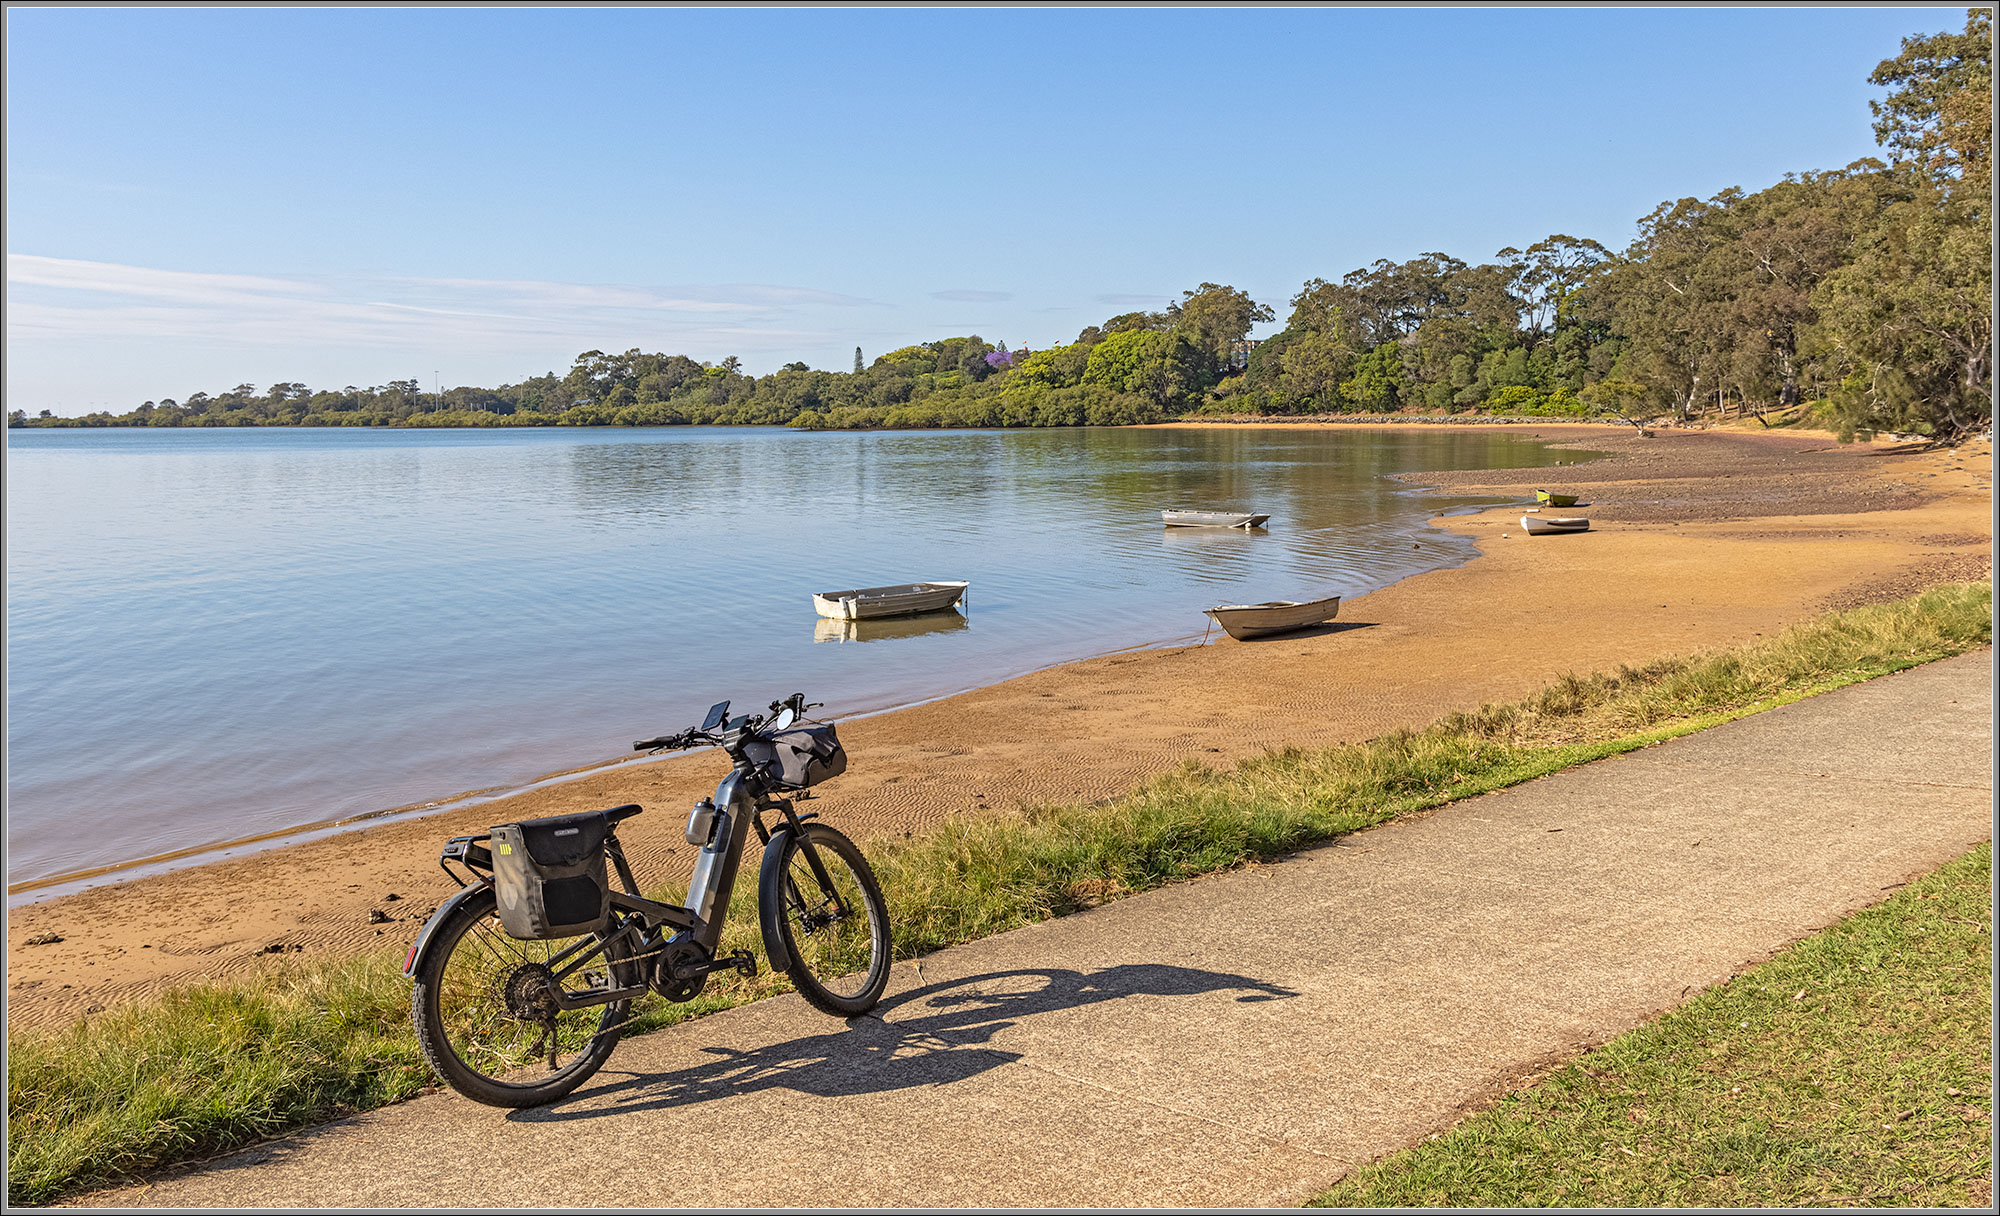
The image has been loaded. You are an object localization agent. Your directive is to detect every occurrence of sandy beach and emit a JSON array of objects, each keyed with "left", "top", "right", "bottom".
[{"left": 6, "top": 423, "right": 1991, "bottom": 1029}]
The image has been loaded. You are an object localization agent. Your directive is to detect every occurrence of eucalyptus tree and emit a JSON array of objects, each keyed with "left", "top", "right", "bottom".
[
  {"left": 1607, "top": 194, "right": 1744, "bottom": 419},
  {"left": 1500, "top": 235, "right": 1610, "bottom": 344},
  {"left": 1818, "top": 7, "right": 1991, "bottom": 438},
  {"left": 1166, "top": 283, "right": 1274, "bottom": 375}
]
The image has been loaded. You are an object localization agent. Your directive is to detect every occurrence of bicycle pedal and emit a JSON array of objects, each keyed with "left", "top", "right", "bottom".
[{"left": 728, "top": 951, "right": 757, "bottom": 978}]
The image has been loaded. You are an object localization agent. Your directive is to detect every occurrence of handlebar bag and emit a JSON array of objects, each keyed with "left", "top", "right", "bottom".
[
  {"left": 489, "top": 810, "right": 611, "bottom": 940},
  {"left": 744, "top": 722, "right": 848, "bottom": 790}
]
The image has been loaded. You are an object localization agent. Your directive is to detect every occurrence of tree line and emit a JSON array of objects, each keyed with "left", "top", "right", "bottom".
[{"left": 12, "top": 11, "right": 1987, "bottom": 441}]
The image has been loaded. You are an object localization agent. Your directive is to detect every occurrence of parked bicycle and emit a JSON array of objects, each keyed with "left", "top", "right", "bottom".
[{"left": 405, "top": 692, "right": 891, "bottom": 1107}]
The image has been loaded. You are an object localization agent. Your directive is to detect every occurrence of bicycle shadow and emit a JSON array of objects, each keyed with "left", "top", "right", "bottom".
[{"left": 512, "top": 962, "right": 1297, "bottom": 1123}]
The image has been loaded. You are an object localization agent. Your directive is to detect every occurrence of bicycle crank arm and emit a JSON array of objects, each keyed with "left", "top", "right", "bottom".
[
  {"left": 676, "top": 949, "right": 758, "bottom": 980},
  {"left": 550, "top": 980, "right": 652, "bottom": 1012}
]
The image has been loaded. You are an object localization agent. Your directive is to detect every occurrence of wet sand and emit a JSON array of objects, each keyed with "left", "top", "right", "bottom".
[{"left": 6, "top": 423, "right": 1991, "bottom": 1028}]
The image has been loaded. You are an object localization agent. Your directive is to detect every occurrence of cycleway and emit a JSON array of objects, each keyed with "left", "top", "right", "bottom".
[{"left": 80, "top": 651, "right": 1993, "bottom": 1208}]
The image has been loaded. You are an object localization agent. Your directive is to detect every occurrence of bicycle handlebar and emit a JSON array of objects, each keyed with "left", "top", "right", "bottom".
[
  {"left": 633, "top": 692, "right": 822, "bottom": 753},
  {"left": 633, "top": 728, "right": 709, "bottom": 752}
]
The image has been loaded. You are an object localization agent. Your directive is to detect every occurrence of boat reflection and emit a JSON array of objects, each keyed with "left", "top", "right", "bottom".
[
  {"left": 813, "top": 609, "right": 969, "bottom": 644},
  {"left": 1158, "top": 524, "right": 1270, "bottom": 549}
]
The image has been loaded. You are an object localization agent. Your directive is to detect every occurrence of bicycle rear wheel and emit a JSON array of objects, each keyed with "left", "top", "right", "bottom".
[
  {"left": 760, "top": 822, "right": 891, "bottom": 1017},
  {"left": 410, "top": 888, "right": 634, "bottom": 1108}
]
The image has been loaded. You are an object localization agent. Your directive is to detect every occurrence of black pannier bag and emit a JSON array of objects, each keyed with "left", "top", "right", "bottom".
[
  {"left": 489, "top": 810, "right": 611, "bottom": 940},
  {"left": 743, "top": 722, "right": 848, "bottom": 790}
]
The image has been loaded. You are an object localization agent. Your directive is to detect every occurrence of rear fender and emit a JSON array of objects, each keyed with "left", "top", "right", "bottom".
[{"left": 401, "top": 882, "right": 492, "bottom": 978}]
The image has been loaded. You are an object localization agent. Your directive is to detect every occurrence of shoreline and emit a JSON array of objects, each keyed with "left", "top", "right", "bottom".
[
  {"left": 6, "top": 424, "right": 1990, "bottom": 1027},
  {"left": 4, "top": 627, "right": 1216, "bottom": 907},
  {"left": 2, "top": 427, "right": 1530, "bottom": 903}
]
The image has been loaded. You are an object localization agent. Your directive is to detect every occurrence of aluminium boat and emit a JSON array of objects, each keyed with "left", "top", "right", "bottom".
[
  {"left": 1203, "top": 594, "right": 1342, "bottom": 640},
  {"left": 1520, "top": 515, "right": 1590, "bottom": 535},
  {"left": 812, "top": 581, "right": 969, "bottom": 620},
  {"left": 1162, "top": 509, "right": 1270, "bottom": 529}
]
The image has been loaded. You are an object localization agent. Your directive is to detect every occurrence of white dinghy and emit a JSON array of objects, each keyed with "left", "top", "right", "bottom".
[
  {"left": 1519, "top": 515, "right": 1590, "bottom": 535},
  {"left": 1162, "top": 509, "right": 1270, "bottom": 529},
  {"left": 1203, "top": 594, "right": 1342, "bottom": 641},
  {"left": 812, "top": 581, "right": 969, "bottom": 620}
]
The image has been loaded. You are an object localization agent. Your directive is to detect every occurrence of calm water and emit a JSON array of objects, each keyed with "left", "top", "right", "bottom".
[{"left": 5, "top": 425, "right": 1580, "bottom": 893}]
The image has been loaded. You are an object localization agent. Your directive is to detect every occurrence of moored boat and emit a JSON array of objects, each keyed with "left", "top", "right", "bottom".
[
  {"left": 1162, "top": 509, "right": 1270, "bottom": 529},
  {"left": 1203, "top": 594, "right": 1342, "bottom": 640},
  {"left": 812, "top": 581, "right": 969, "bottom": 620},
  {"left": 1520, "top": 514, "right": 1590, "bottom": 535},
  {"left": 1535, "top": 490, "right": 1581, "bottom": 507}
]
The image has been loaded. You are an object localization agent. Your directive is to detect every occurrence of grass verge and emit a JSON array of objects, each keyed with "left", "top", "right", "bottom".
[
  {"left": 7, "top": 581, "right": 1990, "bottom": 1205},
  {"left": 1312, "top": 843, "right": 1993, "bottom": 1209}
]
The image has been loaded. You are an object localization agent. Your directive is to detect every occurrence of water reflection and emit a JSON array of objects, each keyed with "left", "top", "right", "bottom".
[{"left": 813, "top": 610, "right": 969, "bottom": 644}]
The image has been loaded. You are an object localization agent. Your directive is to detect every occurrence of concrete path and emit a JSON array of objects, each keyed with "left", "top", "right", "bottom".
[{"left": 84, "top": 653, "right": 1993, "bottom": 1209}]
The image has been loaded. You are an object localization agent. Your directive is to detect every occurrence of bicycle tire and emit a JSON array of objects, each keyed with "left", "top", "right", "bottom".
[
  {"left": 760, "top": 822, "right": 892, "bottom": 1017},
  {"left": 409, "top": 886, "right": 634, "bottom": 1108}
]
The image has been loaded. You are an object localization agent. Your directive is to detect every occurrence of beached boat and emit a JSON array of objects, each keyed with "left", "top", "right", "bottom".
[
  {"left": 1162, "top": 509, "right": 1270, "bottom": 529},
  {"left": 812, "top": 581, "right": 968, "bottom": 620},
  {"left": 1535, "top": 490, "right": 1581, "bottom": 507},
  {"left": 1520, "top": 514, "right": 1590, "bottom": 535},
  {"left": 1203, "top": 594, "right": 1342, "bottom": 640}
]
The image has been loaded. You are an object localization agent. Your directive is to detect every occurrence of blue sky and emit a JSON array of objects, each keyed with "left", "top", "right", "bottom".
[{"left": 5, "top": 6, "right": 1962, "bottom": 413}]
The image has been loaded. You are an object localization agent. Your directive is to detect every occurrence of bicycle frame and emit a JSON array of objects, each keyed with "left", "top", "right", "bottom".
[
  {"left": 405, "top": 752, "right": 837, "bottom": 1007},
  {"left": 406, "top": 691, "right": 889, "bottom": 1110}
]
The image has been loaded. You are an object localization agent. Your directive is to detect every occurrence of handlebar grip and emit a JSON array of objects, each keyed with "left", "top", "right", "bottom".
[{"left": 634, "top": 736, "right": 672, "bottom": 751}]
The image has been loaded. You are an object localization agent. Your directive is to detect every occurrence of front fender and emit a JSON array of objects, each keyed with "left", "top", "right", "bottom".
[
  {"left": 757, "top": 825, "right": 798, "bottom": 975},
  {"left": 401, "top": 882, "right": 493, "bottom": 978}
]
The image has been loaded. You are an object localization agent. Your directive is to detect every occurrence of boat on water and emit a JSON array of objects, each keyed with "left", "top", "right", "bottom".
[
  {"left": 1520, "top": 514, "right": 1590, "bottom": 535},
  {"left": 1535, "top": 490, "right": 1581, "bottom": 507},
  {"left": 1204, "top": 594, "right": 1342, "bottom": 640},
  {"left": 1162, "top": 509, "right": 1270, "bottom": 529},
  {"left": 812, "top": 581, "right": 969, "bottom": 620}
]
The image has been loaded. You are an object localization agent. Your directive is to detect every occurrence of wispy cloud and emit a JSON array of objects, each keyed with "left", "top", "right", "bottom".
[
  {"left": 10, "top": 256, "right": 320, "bottom": 304},
  {"left": 5, "top": 255, "right": 879, "bottom": 357},
  {"left": 929, "top": 288, "right": 1013, "bottom": 303}
]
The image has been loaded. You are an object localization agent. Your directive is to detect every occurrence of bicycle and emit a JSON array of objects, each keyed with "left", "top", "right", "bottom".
[{"left": 404, "top": 692, "right": 891, "bottom": 1107}]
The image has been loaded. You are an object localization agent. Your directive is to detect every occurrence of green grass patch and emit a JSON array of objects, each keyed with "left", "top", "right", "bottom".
[
  {"left": 1312, "top": 844, "right": 1993, "bottom": 1209},
  {"left": 8, "top": 582, "right": 1990, "bottom": 1205},
  {"left": 4, "top": 954, "right": 427, "bottom": 1205}
]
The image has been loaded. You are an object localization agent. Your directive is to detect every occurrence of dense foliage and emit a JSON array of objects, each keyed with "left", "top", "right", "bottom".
[{"left": 12, "top": 13, "right": 1987, "bottom": 440}]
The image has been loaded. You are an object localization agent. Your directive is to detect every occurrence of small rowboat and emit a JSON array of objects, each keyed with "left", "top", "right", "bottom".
[
  {"left": 1162, "top": 509, "right": 1270, "bottom": 529},
  {"left": 1204, "top": 594, "right": 1341, "bottom": 640},
  {"left": 812, "top": 581, "right": 968, "bottom": 620},
  {"left": 1520, "top": 514, "right": 1589, "bottom": 535},
  {"left": 1535, "top": 490, "right": 1580, "bottom": 507}
]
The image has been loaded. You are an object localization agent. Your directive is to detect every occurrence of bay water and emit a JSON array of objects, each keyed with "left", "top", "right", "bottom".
[{"left": 5, "top": 425, "right": 1580, "bottom": 895}]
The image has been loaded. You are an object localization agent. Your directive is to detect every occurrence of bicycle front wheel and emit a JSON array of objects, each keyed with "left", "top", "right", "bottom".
[
  {"left": 760, "top": 823, "right": 891, "bottom": 1017},
  {"left": 410, "top": 887, "right": 634, "bottom": 1108}
]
